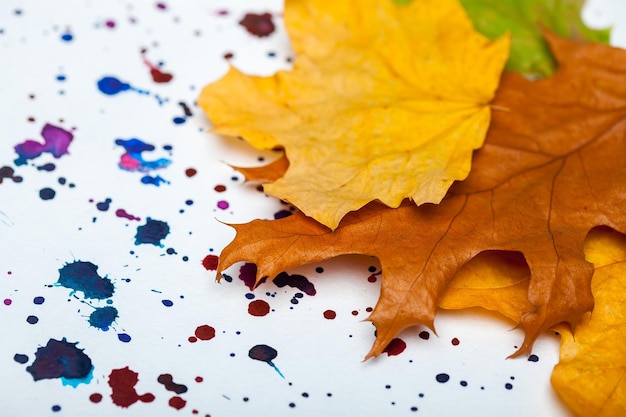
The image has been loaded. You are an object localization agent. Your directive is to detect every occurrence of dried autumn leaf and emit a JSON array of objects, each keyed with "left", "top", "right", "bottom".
[
  {"left": 199, "top": 0, "right": 510, "bottom": 230},
  {"left": 217, "top": 33, "right": 626, "bottom": 359},
  {"left": 459, "top": 0, "right": 611, "bottom": 77},
  {"left": 551, "top": 228, "right": 626, "bottom": 417}
]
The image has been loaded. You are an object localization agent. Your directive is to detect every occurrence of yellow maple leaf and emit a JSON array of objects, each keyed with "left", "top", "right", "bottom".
[
  {"left": 199, "top": 0, "right": 510, "bottom": 229},
  {"left": 550, "top": 228, "right": 626, "bottom": 417}
]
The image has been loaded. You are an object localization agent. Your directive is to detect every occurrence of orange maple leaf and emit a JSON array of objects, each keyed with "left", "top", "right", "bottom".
[{"left": 217, "top": 34, "right": 626, "bottom": 359}]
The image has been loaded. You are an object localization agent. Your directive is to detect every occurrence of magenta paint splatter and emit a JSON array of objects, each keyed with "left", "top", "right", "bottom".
[
  {"left": 217, "top": 200, "right": 229, "bottom": 210},
  {"left": 0, "top": 166, "right": 23, "bottom": 184},
  {"left": 105, "top": 19, "right": 116, "bottom": 28},
  {"left": 135, "top": 218, "right": 170, "bottom": 246},
  {"left": 273, "top": 272, "right": 316, "bottom": 296},
  {"left": 14, "top": 123, "right": 73, "bottom": 166},
  {"left": 239, "top": 13, "right": 275, "bottom": 37},
  {"left": 57, "top": 261, "right": 115, "bottom": 299},
  {"left": 156, "top": 2, "right": 167, "bottom": 10},
  {"left": 3, "top": 299, "right": 12, "bottom": 306},
  {"left": 157, "top": 374, "right": 188, "bottom": 394},
  {"left": 26, "top": 338, "right": 92, "bottom": 381},
  {"left": 115, "top": 209, "right": 140, "bottom": 221}
]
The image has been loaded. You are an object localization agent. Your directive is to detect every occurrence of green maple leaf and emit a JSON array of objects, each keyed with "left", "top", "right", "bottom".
[{"left": 459, "top": 0, "right": 610, "bottom": 77}]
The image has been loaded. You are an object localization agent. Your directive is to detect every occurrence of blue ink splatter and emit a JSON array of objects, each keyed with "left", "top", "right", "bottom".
[
  {"left": 89, "top": 306, "right": 118, "bottom": 331},
  {"left": 96, "top": 198, "right": 112, "bottom": 211},
  {"left": 57, "top": 261, "right": 115, "bottom": 299},
  {"left": 135, "top": 218, "right": 169, "bottom": 246},
  {"left": 97, "top": 76, "right": 132, "bottom": 95},
  {"left": 61, "top": 32, "right": 73, "bottom": 42},
  {"left": 26, "top": 338, "right": 92, "bottom": 382},
  {"left": 172, "top": 117, "right": 185, "bottom": 124},
  {"left": 61, "top": 366, "right": 94, "bottom": 387},
  {"left": 140, "top": 175, "right": 168, "bottom": 186},
  {"left": 13, "top": 353, "right": 29, "bottom": 364},
  {"left": 161, "top": 299, "right": 173, "bottom": 307},
  {"left": 118, "top": 333, "right": 131, "bottom": 343}
]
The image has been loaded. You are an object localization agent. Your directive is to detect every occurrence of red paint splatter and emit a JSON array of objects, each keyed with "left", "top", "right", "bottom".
[
  {"left": 451, "top": 337, "right": 460, "bottom": 346},
  {"left": 169, "top": 396, "right": 186, "bottom": 410},
  {"left": 141, "top": 55, "right": 173, "bottom": 83},
  {"left": 223, "top": 52, "right": 234, "bottom": 60},
  {"left": 418, "top": 331, "right": 430, "bottom": 340},
  {"left": 323, "top": 310, "right": 336, "bottom": 320},
  {"left": 89, "top": 393, "right": 103, "bottom": 403},
  {"left": 214, "top": 184, "right": 226, "bottom": 192},
  {"left": 239, "top": 13, "right": 275, "bottom": 37},
  {"left": 202, "top": 255, "right": 219, "bottom": 271},
  {"left": 108, "top": 366, "right": 155, "bottom": 408},
  {"left": 367, "top": 274, "right": 377, "bottom": 283},
  {"left": 185, "top": 168, "right": 197, "bottom": 177},
  {"left": 194, "top": 325, "right": 215, "bottom": 341},
  {"left": 383, "top": 338, "right": 407, "bottom": 356},
  {"left": 188, "top": 336, "right": 197, "bottom": 343},
  {"left": 157, "top": 374, "right": 188, "bottom": 394},
  {"left": 248, "top": 299, "right": 270, "bottom": 316},
  {"left": 351, "top": 310, "right": 358, "bottom": 316},
  {"left": 365, "top": 307, "right": 373, "bottom": 312},
  {"left": 195, "top": 376, "right": 203, "bottom": 383},
  {"left": 116, "top": 208, "right": 140, "bottom": 221}
]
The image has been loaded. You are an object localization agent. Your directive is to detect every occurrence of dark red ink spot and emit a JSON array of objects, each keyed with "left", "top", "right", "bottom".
[
  {"left": 0, "top": 166, "right": 23, "bottom": 184},
  {"left": 419, "top": 331, "right": 430, "bottom": 340},
  {"left": 323, "top": 310, "right": 336, "bottom": 319},
  {"left": 451, "top": 337, "right": 460, "bottom": 346},
  {"left": 239, "top": 263, "right": 267, "bottom": 290},
  {"left": 185, "top": 168, "right": 197, "bottom": 177},
  {"left": 239, "top": 13, "right": 275, "bottom": 37},
  {"left": 195, "top": 376, "right": 203, "bottom": 383},
  {"left": 188, "top": 336, "right": 197, "bottom": 343},
  {"left": 89, "top": 393, "right": 103, "bottom": 403},
  {"left": 214, "top": 184, "right": 226, "bottom": 192},
  {"left": 248, "top": 299, "right": 270, "bottom": 316},
  {"left": 202, "top": 255, "right": 219, "bottom": 271},
  {"left": 169, "top": 396, "right": 186, "bottom": 410},
  {"left": 194, "top": 325, "right": 215, "bottom": 341},
  {"left": 383, "top": 338, "right": 407, "bottom": 356},
  {"left": 223, "top": 52, "right": 234, "bottom": 60},
  {"left": 108, "top": 366, "right": 155, "bottom": 408},
  {"left": 157, "top": 374, "right": 188, "bottom": 394},
  {"left": 142, "top": 55, "right": 173, "bottom": 83},
  {"left": 351, "top": 310, "right": 358, "bottom": 316}
]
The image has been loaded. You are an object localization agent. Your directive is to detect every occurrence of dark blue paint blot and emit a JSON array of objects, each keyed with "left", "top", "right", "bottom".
[
  {"left": 26, "top": 338, "right": 92, "bottom": 381},
  {"left": 33, "top": 296, "right": 45, "bottom": 305},
  {"left": 161, "top": 299, "right": 173, "bottom": 307},
  {"left": 273, "top": 272, "right": 316, "bottom": 296},
  {"left": 39, "top": 187, "right": 56, "bottom": 200},
  {"left": 140, "top": 175, "right": 168, "bottom": 186},
  {"left": 26, "top": 315, "right": 39, "bottom": 324},
  {"left": 274, "top": 210, "right": 292, "bottom": 219},
  {"left": 117, "top": 333, "right": 131, "bottom": 343},
  {"left": 96, "top": 198, "right": 112, "bottom": 211},
  {"left": 57, "top": 261, "right": 115, "bottom": 299},
  {"left": 52, "top": 405, "right": 61, "bottom": 412},
  {"left": 56, "top": 75, "right": 66, "bottom": 82},
  {"left": 89, "top": 306, "right": 118, "bottom": 331},
  {"left": 97, "top": 76, "right": 131, "bottom": 95},
  {"left": 13, "top": 353, "right": 29, "bottom": 364},
  {"left": 248, "top": 344, "right": 284, "bottom": 378},
  {"left": 172, "top": 117, "right": 186, "bottom": 124},
  {"left": 37, "top": 163, "right": 56, "bottom": 172},
  {"left": 135, "top": 218, "right": 169, "bottom": 246},
  {"left": 61, "top": 32, "right": 73, "bottom": 42}
]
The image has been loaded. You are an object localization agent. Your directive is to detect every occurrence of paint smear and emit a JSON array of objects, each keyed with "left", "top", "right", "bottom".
[
  {"left": 135, "top": 218, "right": 170, "bottom": 246},
  {"left": 142, "top": 54, "right": 174, "bottom": 83},
  {"left": 26, "top": 338, "right": 92, "bottom": 382},
  {"left": 14, "top": 123, "right": 73, "bottom": 166},
  {"left": 239, "top": 13, "right": 275, "bottom": 37},
  {"left": 88, "top": 306, "right": 118, "bottom": 331},
  {"left": 57, "top": 261, "right": 115, "bottom": 299},
  {"left": 248, "top": 344, "right": 284, "bottom": 378},
  {"left": 108, "top": 367, "right": 155, "bottom": 408},
  {"left": 157, "top": 374, "right": 188, "bottom": 394},
  {"left": 273, "top": 272, "right": 316, "bottom": 296},
  {"left": 0, "top": 166, "right": 23, "bottom": 184}
]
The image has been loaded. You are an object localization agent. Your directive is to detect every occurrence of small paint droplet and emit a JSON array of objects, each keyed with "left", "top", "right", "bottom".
[
  {"left": 89, "top": 393, "right": 103, "bottom": 403},
  {"left": 451, "top": 337, "right": 460, "bottom": 346},
  {"left": 239, "top": 13, "right": 275, "bottom": 37},
  {"left": 194, "top": 325, "right": 215, "bottom": 341},
  {"left": 418, "top": 331, "right": 430, "bottom": 340},
  {"left": 39, "top": 187, "right": 56, "bottom": 200},
  {"left": 248, "top": 300, "right": 270, "bottom": 317},
  {"left": 173, "top": 117, "right": 186, "bottom": 124},
  {"left": 217, "top": 200, "right": 229, "bottom": 210},
  {"left": 528, "top": 354, "right": 539, "bottom": 362},
  {"left": 202, "top": 254, "right": 219, "bottom": 271},
  {"left": 162, "top": 299, "right": 173, "bottom": 307},
  {"left": 52, "top": 405, "right": 61, "bottom": 412},
  {"left": 61, "top": 32, "right": 73, "bottom": 42},
  {"left": 383, "top": 338, "right": 406, "bottom": 356},
  {"left": 214, "top": 184, "right": 226, "bottom": 192},
  {"left": 13, "top": 353, "right": 29, "bottom": 364},
  {"left": 505, "top": 383, "right": 513, "bottom": 390},
  {"left": 3, "top": 299, "right": 12, "bottom": 306},
  {"left": 33, "top": 296, "right": 45, "bottom": 305},
  {"left": 323, "top": 310, "right": 336, "bottom": 320},
  {"left": 26, "top": 315, "right": 39, "bottom": 324},
  {"left": 169, "top": 396, "right": 186, "bottom": 410},
  {"left": 185, "top": 168, "right": 197, "bottom": 177},
  {"left": 118, "top": 333, "right": 131, "bottom": 343},
  {"left": 436, "top": 373, "right": 450, "bottom": 383}
]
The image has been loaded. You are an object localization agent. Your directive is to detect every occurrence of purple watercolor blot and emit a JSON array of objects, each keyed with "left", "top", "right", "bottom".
[
  {"left": 14, "top": 123, "right": 73, "bottom": 166},
  {"left": 26, "top": 338, "right": 92, "bottom": 381}
]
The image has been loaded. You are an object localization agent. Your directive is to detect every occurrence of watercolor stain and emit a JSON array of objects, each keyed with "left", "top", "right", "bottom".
[
  {"left": 135, "top": 218, "right": 170, "bottom": 246},
  {"left": 57, "top": 261, "right": 115, "bottom": 299},
  {"left": 108, "top": 367, "right": 155, "bottom": 408},
  {"left": 14, "top": 123, "right": 73, "bottom": 166},
  {"left": 248, "top": 344, "right": 284, "bottom": 378},
  {"left": 26, "top": 338, "right": 93, "bottom": 383}
]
